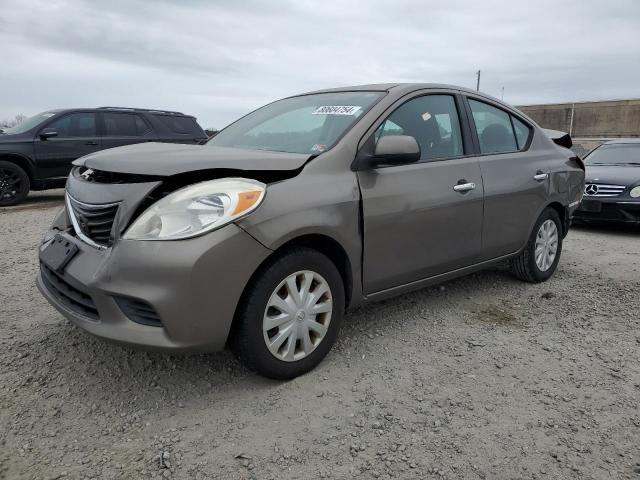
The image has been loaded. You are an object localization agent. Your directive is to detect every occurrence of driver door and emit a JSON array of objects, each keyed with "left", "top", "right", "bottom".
[
  {"left": 357, "top": 93, "right": 484, "bottom": 294},
  {"left": 34, "top": 112, "right": 102, "bottom": 179}
]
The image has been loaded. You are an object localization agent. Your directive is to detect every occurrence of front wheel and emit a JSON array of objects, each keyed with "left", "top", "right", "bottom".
[
  {"left": 0, "top": 161, "right": 30, "bottom": 207},
  {"left": 511, "top": 207, "right": 563, "bottom": 283},
  {"left": 230, "top": 247, "right": 345, "bottom": 379}
]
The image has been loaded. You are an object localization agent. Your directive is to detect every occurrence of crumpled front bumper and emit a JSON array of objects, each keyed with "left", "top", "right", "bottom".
[{"left": 37, "top": 220, "right": 271, "bottom": 353}]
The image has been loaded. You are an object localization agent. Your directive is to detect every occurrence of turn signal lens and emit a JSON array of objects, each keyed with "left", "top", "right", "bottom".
[{"left": 233, "top": 191, "right": 263, "bottom": 215}]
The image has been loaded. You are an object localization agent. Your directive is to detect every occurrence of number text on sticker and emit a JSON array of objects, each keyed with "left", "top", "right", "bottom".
[{"left": 312, "top": 106, "right": 362, "bottom": 116}]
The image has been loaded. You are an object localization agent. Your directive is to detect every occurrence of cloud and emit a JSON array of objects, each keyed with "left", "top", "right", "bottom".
[{"left": 1, "top": 0, "right": 639, "bottom": 128}]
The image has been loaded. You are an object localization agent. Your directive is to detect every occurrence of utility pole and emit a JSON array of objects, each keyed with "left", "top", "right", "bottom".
[
  {"left": 569, "top": 103, "right": 575, "bottom": 136},
  {"left": 476, "top": 70, "right": 481, "bottom": 91},
  {"left": 501, "top": 86, "right": 504, "bottom": 100}
]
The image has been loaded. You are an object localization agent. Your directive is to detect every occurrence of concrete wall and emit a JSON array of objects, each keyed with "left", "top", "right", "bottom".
[{"left": 518, "top": 99, "right": 640, "bottom": 138}]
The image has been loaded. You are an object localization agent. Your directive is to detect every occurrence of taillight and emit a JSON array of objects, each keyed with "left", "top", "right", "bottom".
[{"left": 570, "top": 155, "right": 585, "bottom": 171}]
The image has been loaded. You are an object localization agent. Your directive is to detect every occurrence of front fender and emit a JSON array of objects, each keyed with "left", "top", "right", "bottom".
[{"left": 236, "top": 169, "right": 364, "bottom": 306}]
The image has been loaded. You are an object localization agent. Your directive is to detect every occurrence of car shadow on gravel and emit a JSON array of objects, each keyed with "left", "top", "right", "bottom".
[
  {"left": 336, "top": 267, "right": 520, "bottom": 339},
  {"left": 0, "top": 190, "right": 65, "bottom": 213},
  {"left": 572, "top": 221, "right": 640, "bottom": 236},
  {"left": 36, "top": 267, "right": 523, "bottom": 403},
  {"left": 30, "top": 323, "right": 258, "bottom": 401}
]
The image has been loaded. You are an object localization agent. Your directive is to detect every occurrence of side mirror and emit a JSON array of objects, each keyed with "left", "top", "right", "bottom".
[
  {"left": 363, "top": 135, "right": 421, "bottom": 169},
  {"left": 39, "top": 128, "right": 58, "bottom": 140}
]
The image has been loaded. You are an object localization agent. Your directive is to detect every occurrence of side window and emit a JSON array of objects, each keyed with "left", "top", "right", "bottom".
[
  {"left": 374, "top": 95, "right": 464, "bottom": 161},
  {"left": 512, "top": 116, "right": 531, "bottom": 150},
  {"left": 103, "top": 113, "right": 150, "bottom": 136},
  {"left": 46, "top": 113, "right": 97, "bottom": 138},
  {"left": 155, "top": 115, "right": 203, "bottom": 136},
  {"left": 468, "top": 99, "right": 518, "bottom": 154},
  {"left": 374, "top": 119, "right": 403, "bottom": 143},
  {"left": 135, "top": 116, "right": 152, "bottom": 135}
]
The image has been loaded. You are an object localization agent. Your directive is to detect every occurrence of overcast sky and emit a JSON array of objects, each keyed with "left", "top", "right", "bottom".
[{"left": 2, "top": 0, "right": 639, "bottom": 128}]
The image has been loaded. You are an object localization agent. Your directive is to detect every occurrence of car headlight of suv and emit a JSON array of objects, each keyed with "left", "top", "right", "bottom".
[
  {"left": 630, "top": 185, "right": 640, "bottom": 198},
  {"left": 123, "top": 178, "right": 266, "bottom": 241}
]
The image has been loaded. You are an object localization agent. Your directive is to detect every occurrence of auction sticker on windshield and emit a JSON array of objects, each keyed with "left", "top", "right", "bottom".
[{"left": 312, "top": 105, "right": 362, "bottom": 115}]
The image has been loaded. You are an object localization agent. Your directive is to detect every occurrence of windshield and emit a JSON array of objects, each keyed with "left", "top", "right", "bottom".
[
  {"left": 208, "top": 92, "right": 384, "bottom": 154},
  {"left": 585, "top": 144, "right": 640, "bottom": 165},
  {"left": 1, "top": 112, "right": 57, "bottom": 135}
]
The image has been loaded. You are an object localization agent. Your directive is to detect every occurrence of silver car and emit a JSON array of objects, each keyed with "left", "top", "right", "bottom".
[{"left": 37, "top": 84, "right": 585, "bottom": 379}]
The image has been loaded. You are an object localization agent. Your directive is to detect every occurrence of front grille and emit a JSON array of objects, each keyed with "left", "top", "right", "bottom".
[
  {"left": 114, "top": 297, "right": 163, "bottom": 327},
  {"left": 67, "top": 195, "right": 119, "bottom": 247},
  {"left": 75, "top": 166, "right": 162, "bottom": 184},
  {"left": 40, "top": 263, "right": 99, "bottom": 320},
  {"left": 583, "top": 184, "right": 626, "bottom": 197}
]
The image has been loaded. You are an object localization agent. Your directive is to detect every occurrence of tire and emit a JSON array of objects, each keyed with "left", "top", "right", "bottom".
[
  {"left": 0, "top": 161, "right": 30, "bottom": 207},
  {"left": 511, "top": 207, "right": 563, "bottom": 283},
  {"left": 230, "top": 247, "right": 345, "bottom": 380}
]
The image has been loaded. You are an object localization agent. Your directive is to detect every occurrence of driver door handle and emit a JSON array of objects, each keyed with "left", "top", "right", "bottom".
[
  {"left": 453, "top": 182, "right": 476, "bottom": 192},
  {"left": 85, "top": 141, "right": 98, "bottom": 146},
  {"left": 534, "top": 171, "right": 548, "bottom": 181}
]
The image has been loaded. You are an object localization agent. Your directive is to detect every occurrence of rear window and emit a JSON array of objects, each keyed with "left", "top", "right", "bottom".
[
  {"left": 468, "top": 99, "right": 532, "bottom": 154},
  {"left": 155, "top": 115, "right": 203, "bottom": 136},
  {"left": 512, "top": 117, "right": 531, "bottom": 150},
  {"left": 103, "top": 113, "right": 151, "bottom": 136}
]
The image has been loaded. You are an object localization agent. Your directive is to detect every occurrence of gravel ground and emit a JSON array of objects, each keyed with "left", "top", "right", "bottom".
[{"left": 1, "top": 191, "right": 639, "bottom": 480}]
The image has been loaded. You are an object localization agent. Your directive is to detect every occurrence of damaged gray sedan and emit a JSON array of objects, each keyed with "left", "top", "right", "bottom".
[{"left": 38, "top": 84, "right": 585, "bottom": 379}]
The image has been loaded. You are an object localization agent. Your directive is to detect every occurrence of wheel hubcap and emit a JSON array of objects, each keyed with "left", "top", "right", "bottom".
[
  {"left": 263, "top": 270, "right": 333, "bottom": 362},
  {"left": 0, "top": 168, "right": 21, "bottom": 201},
  {"left": 534, "top": 219, "right": 558, "bottom": 272}
]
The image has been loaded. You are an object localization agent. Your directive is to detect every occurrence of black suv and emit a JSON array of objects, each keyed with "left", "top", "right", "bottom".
[{"left": 0, "top": 107, "right": 208, "bottom": 206}]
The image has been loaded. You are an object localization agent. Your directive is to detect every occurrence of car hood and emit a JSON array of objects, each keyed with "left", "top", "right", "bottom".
[
  {"left": 0, "top": 132, "right": 30, "bottom": 143},
  {"left": 74, "top": 142, "right": 312, "bottom": 176},
  {"left": 585, "top": 164, "right": 640, "bottom": 185}
]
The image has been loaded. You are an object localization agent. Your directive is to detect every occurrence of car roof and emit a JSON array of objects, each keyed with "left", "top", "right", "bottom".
[
  {"left": 302, "top": 82, "right": 507, "bottom": 106},
  {"left": 305, "top": 83, "right": 400, "bottom": 93},
  {"left": 44, "top": 107, "right": 194, "bottom": 118}
]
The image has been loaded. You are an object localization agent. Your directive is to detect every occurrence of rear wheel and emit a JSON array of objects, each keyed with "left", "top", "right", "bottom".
[
  {"left": 0, "top": 161, "right": 30, "bottom": 206},
  {"left": 230, "top": 247, "right": 344, "bottom": 379},
  {"left": 511, "top": 207, "right": 563, "bottom": 283}
]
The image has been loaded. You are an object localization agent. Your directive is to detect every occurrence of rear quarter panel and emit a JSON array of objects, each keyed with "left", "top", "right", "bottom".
[{"left": 549, "top": 147, "right": 585, "bottom": 221}]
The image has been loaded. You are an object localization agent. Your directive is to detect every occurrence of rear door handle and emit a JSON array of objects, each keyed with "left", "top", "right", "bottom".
[
  {"left": 85, "top": 141, "right": 98, "bottom": 146},
  {"left": 453, "top": 182, "right": 476, "bottom": 193},
  {"left": 534, "top": 172, "right": 548, "bottom": 181}
]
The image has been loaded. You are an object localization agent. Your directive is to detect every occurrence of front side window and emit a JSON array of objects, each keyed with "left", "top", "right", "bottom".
[
  {"left": 46, "top": 113, "right": 97, "bottom": 138},
  {"left": 209, "top": 92, "right": 384, "bottom": 154},
  {"left": 103, "top": 113, "right": 150, "bottom": 136},
  {"left": 374, "top": 94, "right": 464, "bottom": 161},
  {"left": 468, "top": 99, "right": 518, "bottom": 154}
]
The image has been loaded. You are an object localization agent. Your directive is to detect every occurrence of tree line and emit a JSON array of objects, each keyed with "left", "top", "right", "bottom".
[{"left": 1, "top": 114, "right": 27, "bottom": 128}]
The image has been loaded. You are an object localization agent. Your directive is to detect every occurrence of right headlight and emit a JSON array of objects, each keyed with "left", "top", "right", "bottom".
[
  {"left": 630, "top": 185, "right": 640, "bottom": 198},
  {"left": 123, "top": 178, "right": 266, "bottom": 241}
]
